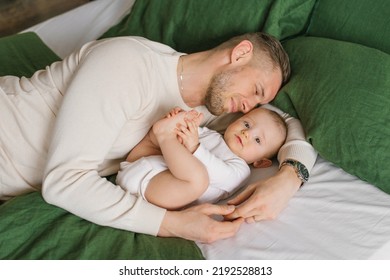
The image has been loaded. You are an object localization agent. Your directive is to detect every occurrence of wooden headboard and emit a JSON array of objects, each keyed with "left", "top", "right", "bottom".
[{"left": 0, "top": 0, "right": 91, "bottom": 37}]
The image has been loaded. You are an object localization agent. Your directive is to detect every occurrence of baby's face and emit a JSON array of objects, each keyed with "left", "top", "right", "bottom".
[{"left": 223, "top": 108, "right": 285, "bottom": 164}]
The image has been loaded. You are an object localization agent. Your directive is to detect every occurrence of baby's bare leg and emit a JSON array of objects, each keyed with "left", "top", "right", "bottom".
[
  {"left": 145, "top": 111, "right": 208, "bottom": 209},
  {"left": 126, "top": 129, "right": 161, "bottom": 162}
]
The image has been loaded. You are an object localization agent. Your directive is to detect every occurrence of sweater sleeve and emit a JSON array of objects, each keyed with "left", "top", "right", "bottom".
[
  {"left": 261, "top": 104, "right": 318, "bottom": 174},
  {"left": 42, "top": 39, "right": 166, "bottom": 236}
]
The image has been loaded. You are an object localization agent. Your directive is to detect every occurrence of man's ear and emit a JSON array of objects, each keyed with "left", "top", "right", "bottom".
[
  {"left": 231, "top": 40, "right": 253, "bottom": 62},
  {"left": 252, "top": 158, "right": 273, "bottom": 168}
]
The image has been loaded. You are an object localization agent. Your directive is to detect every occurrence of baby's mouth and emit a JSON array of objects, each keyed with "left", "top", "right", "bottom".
[{"left": 235, "top": 134, "right": 243, "bottom": 147}]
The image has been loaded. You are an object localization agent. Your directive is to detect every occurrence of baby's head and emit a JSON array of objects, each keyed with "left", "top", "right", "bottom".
[{"left": 223, "top": 107, "right": 287, "bottom": 168}]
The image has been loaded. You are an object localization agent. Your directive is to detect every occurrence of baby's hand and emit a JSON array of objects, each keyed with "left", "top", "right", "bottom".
[{"left": 166, "top": 107, "right": 185, "bottom": 144}]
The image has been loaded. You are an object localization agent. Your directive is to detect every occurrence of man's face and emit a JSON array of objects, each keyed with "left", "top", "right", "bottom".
[{"left": 204, "top": 65, "right": 282, "bottom": 116}]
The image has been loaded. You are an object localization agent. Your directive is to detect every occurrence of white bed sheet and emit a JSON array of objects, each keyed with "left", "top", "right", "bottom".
[
  {"left": 21, "top": 0, "right": 390, "bottom": 260},
  {"left": 23, "top": 0, "right": 136, "bottom": 58},
  {"left": 198, "top": 157, "right": 390, "bottom": 259}
]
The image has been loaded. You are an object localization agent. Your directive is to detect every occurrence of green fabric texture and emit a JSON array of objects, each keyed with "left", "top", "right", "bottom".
[
  {"left": 0, "top": 193, "right": 203, "bottom": 260},
  {"left": 101, "top": 0, "right": 274, "bottom": 52},
  {"left": 262, "top": 0, "right": 316, "bottom": 40},
  {"left": 0, "top": 32, "right": 60, "bottom": 76},
  {"left": 100, "top": 0, "right": 318, "bottom": 47},
  {"left": 307, "top": 0, "right": 390, "bottom": 54},
  {"left": 0, "top": 32, "right": 204, "bottom": 260},
  {"left": 272, "top": 36, "right": 390, "bottom": 193}
]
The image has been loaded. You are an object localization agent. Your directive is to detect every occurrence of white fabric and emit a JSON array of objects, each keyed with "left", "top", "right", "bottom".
[
  {"left": 197, "top": 156, "right": 390, "bottom": 259},
  {"left": 116, "top": 127, "right": 250, "bottom": 204},
  {"left": 23, "top": 0, "right": 137, "bottom": 58},
  {"left": 118, "top": 155, "right": 168, "bottom": 201},
  {"left": 19, "top": 0, "right": 390, "bottom": 259},
  {"left": 192, "top": 127, "right": 250, "bottom": 204}
]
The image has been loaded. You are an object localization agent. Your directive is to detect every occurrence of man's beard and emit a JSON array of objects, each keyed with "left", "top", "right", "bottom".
[{"left": 204, "top": 70, "right": 233, "bottom": 116}]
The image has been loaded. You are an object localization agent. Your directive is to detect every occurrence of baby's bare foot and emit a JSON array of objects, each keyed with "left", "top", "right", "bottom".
[
  {"left": 153, "top": 110, "right": 201, "bottom": 136},
  {"left": 153, "top": 111, "right": 187, "bottom": 136}
]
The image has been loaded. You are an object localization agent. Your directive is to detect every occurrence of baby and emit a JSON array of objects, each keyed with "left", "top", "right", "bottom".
[{"left": 116, "top": 107, "right": 287, "bottom": 210}]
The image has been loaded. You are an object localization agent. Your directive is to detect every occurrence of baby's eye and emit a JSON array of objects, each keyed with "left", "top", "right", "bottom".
[
  {"left": 244, "top": 121, "right": 250, "bottom": 128},
  {"left": 255, "top": 137, "right": 261, "bottom": 144}
]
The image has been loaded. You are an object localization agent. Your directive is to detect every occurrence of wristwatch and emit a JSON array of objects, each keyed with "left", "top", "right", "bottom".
[{"left": 280, "top": 159, "right": 309, "bottom": 185}]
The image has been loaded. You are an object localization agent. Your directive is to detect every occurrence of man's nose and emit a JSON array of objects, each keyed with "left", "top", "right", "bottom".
[{"left": 242, "top": 98, "right": 259, "bottom": 113}]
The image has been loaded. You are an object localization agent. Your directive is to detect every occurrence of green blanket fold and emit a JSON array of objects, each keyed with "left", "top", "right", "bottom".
[{"left": 0, "top": 193, "right": 203, "bottom": 260}]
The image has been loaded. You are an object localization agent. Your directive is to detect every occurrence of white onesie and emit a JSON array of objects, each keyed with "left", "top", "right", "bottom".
[{"left": 116, "top": 126, "right": 251, "bottom": 204}]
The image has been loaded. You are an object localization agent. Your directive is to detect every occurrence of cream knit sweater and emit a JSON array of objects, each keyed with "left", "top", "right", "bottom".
[{"left": 0, "top": 37, "right": 316, "bottom": 235}]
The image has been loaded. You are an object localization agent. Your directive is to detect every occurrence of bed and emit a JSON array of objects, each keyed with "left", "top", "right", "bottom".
[{"left": 0, "top": 0, "right": 389, "bottom": 260}]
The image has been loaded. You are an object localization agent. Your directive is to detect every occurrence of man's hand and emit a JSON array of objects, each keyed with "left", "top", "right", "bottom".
[
  {"left": 158, "top": 204, "right": 244, "bottom": 243},
  {"left": 224, "top": 165, "right": 301, "bottom": 223}
]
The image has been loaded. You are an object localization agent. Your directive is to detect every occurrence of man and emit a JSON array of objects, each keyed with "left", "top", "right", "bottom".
[{"left": 0, "top": 32, "right": 316, "bottom": 243}]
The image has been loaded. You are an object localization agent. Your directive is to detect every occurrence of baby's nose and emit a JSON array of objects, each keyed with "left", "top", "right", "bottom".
[{"left": 241, "top": 129, "right": 248, "bottom": 137}]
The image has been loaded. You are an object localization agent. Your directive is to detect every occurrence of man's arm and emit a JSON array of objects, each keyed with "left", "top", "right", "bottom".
[
  {"left": 262, "top": 104, "right": 317, "bottom": 173},
  {"left": 42, "top": 38, "right": 168, "bottom": 235}
]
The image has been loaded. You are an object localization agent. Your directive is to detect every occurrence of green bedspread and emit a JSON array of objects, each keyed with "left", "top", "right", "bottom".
[{"left": 0, "top": 192, "right": 203, "bottom": 259}]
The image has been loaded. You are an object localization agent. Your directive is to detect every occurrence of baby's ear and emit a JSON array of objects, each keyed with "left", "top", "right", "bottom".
[{"left": 252, "top": 158, "right": 272, "bottom": 168}]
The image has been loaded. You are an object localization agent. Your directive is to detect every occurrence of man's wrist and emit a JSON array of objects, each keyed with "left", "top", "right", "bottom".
[
  {"left": 158, "top": 210, "right": 182, "bottom": 238},
  {"left": 158, "top": 211, "right": 173, "bottom": 237},
  {"left": 278, "top": 164, "right": 302, "bottom": 190},
  {"left": 279, "top": 159, "right": 309, "bottom": 186}
]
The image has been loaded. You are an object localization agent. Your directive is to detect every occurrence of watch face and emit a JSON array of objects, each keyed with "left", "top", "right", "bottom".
[
  {"left": 283, "top": 160, "right": 309, "bottom": 183},
  {"left": 297, "top": 162, "right": 309, "bottom": 181}
]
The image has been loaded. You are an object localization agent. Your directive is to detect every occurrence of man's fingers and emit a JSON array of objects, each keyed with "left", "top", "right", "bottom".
[
  {"left": 245, "top": 214, "right": 269, "bottom": 223},
  {"left": 200, "top": 203, "right": 236, "bottom": 216},
  {"left": 233, "top": 199, "right": 266, "bottom": 219},
  {"left": 224, "top": 188, "right": 261, "bottom": 220},
  {"left": 217, "top": 218, "right": 244, "bottom": 239},
  {"left": 227, "top": 185, "right": 255, "bottom": 206},
  {"left": 202, "top": 217, "right": 244, "bottom": 244}
]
